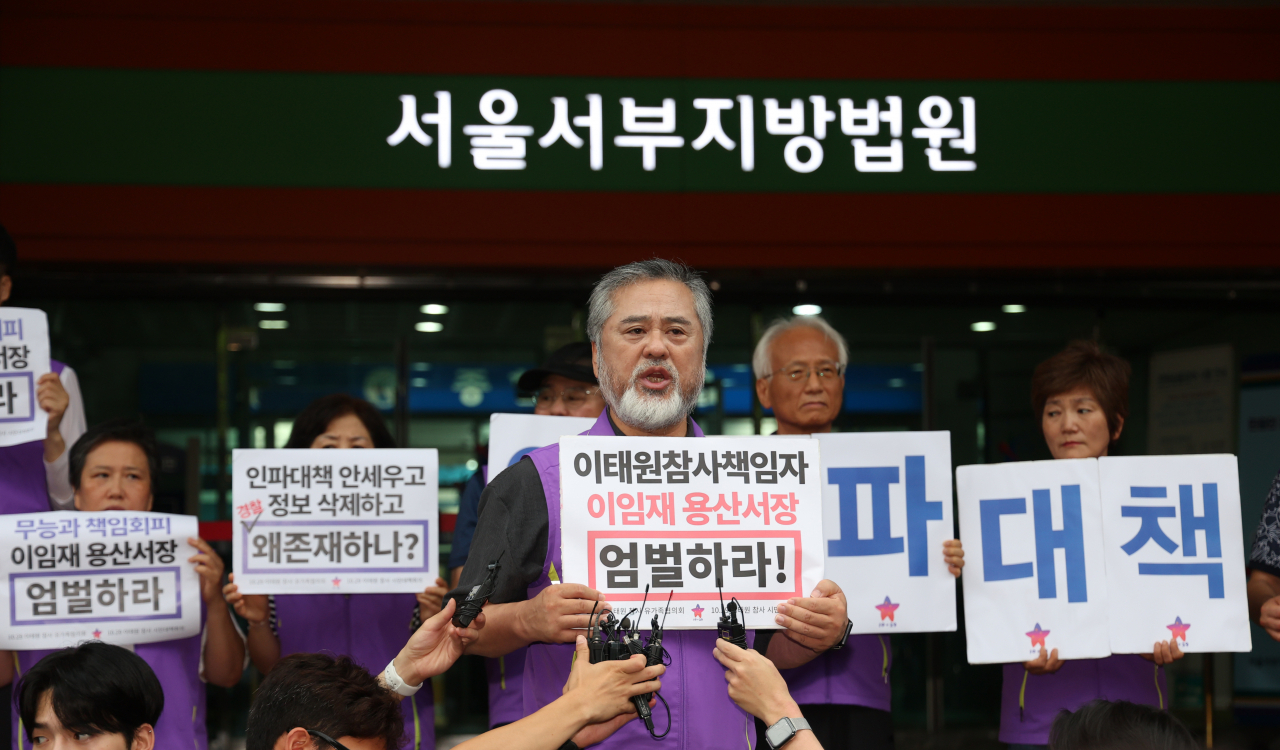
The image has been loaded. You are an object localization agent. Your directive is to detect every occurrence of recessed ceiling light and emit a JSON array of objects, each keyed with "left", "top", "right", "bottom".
[
  {"left": 792, "top": 304, "right": 822, "bottom": 316},
  {"left": 254, "top": 302, "right": 286, "bottom": 312},
  {"left": 258, "top": 320, "right": 289, "bottom": 330},
  {"left": 420, "top": 304, "right": 449, "bottom": 315},
  {"left": 415, "top": 322, "right": 444, "bottom": 333},
  {"left": 971, "top": 321, "right": 996, "bottom": 332},
  {"left": 1002, "top": 304, "right": 1026, "bottom": 314}
]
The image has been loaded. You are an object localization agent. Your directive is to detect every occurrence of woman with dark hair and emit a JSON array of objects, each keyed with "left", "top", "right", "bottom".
[
  {"left": 1048, "top": 699, "right": 1198, "bottom": 750},
  {"left": 994, "top": 342, "right": 1185, "bottom": 749},
  {"left": 16, "top": 641, "right": 165, "bottom": 750},
  {"left": 223, "top": 394, "right": 449, "bottom": 750}
]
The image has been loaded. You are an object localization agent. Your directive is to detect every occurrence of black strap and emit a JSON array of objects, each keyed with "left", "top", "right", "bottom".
[{"left": 558, "top": 742, "right": 579, "bottom": 750}]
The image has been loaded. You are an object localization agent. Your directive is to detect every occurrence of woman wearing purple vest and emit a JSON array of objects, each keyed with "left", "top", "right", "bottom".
[
  {"left": 8, "top": 419, "right": 246, "bottom": 750},
  {"left": 223, "top": 394, "right": 449, "bottom": 750},
  {"left": 452, "top": 261, "right": 853, "bottom": 750},
  {"left": 982, "top": 342, "right": 1185, "bottom": 748}
]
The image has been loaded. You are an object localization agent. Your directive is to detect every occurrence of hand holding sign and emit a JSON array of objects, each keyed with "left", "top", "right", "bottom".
[
  {"left": 222, "top": 572, "right": 269, "bottom": 625},
  {"left": 189, "top": 537, "right": 227, "bottom": 604},
  {"left": 774, "top": 579, "right": 850, "bottom": 652}
]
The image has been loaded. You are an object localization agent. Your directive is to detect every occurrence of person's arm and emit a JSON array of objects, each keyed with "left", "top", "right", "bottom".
[
  {"left": 713, "top": 638, "right": 822, "bottom": 750},
  {"left": 190, "top": 537, "right": 245, "bottom": 687},
  {"left": 39, "top": 369, "right": 85, "bottom": 510},
  {"left": 764, "top": 579, "right": 850, "bottom": 670},
  {"left": 1249, "top": 569, "right": 1280, "bottom": 641},
  {"left": 222, "top": 572, "right": 282, "bottom": 673},
  {"left": 0, "top": 650, "right": 13, "bottom": 688}
]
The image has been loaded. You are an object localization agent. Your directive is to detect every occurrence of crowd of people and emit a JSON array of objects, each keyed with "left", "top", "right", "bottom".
[{"left": 2, "top": 235, "right": 1278, "bottom": 750}]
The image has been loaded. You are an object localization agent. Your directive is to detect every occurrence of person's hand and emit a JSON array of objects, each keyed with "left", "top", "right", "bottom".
[
  {"left": 393, "top": 598, "right": 484, "bottom": 687},
  {"left": 1142, "top": 638, "right": 1185, "bottom": 665},
  {"left": 36, "top": 373, "right": 69, "bottom": 433},
  {"left": 188, "top": 537, "right": 226, "bottom": 605},
  {"left": 943, "top": 539, "right": 965, "bottom": 577},
  {"left": 222, "top": 572, "right": 270, "bottom": 625},
  {"left": 774, "top": 579, "right": 849, "bottom": 652},
  {"left": 1260, "top": 595, "right": 1280, "bottom": 642},
  {"left": 518, "top": 583, "right": 611, "bottom": 644},
  {"left": 713, "top": 637, "right": 801, "bottom": 726},
  {"left": 561, "top": 635, "right": 663, "bottom": 747},
  {"left": 416, "top": 577, "right": 449, "bottom": 620},
  {"left": 1024, "top": 647, "right": 1065, "bottom": 675}
]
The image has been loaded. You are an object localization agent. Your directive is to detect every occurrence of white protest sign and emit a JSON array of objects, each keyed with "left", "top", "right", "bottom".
[
  {"left": 231, "top": 449, "right": 438, "bottom": 594},
  {"left": 0, "top": 307, "right": 51, "bottom": 448},
  {"left": 560, "top": 436, "right": 824, "bottom": 630},
  {"left": 0, "top": 511, "right": 201, "bottom": 649},
  {"left": 488, "top": 413, "right": 597, "bottom": 484},
  {"left": 957, "top": 459, "right": 1110, "bottom": 664},
  {"left": 817, "top": 431, "right": 956, "bottom": 634},
  {"left": 1099, "top": 455, "right": 1252, "bottom": 654}
]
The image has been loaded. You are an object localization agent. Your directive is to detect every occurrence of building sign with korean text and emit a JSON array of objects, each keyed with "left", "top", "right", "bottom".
[
  {"left": 559, "top": 436, "right": 824, "bottom": 630},
  {"left": 231, "top": 449, "right": 439, "bottom": 595},
  {"left": 0, "top": 511, "right": 202, "bottom": 649}
]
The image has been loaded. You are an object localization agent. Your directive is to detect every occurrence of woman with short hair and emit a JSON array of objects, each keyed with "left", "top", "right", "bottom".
[{"left": 224, "top": 394, "right": 449, "bottom": 750}]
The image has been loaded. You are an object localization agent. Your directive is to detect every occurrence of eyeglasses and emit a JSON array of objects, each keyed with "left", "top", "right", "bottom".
[
  {"left": 534, "top": 385, "right": 597, "bottom": 408},
  {"left": 308, "top": 730, "right": 352, "bottom": 750},
  {"left": 766, "top": 363, "right": 845, "bottom": 382}
]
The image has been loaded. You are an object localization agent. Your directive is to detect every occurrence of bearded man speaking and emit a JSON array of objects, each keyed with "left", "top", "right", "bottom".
[{"left": 449, "top": 260, "right": 852, "bottom": 749}]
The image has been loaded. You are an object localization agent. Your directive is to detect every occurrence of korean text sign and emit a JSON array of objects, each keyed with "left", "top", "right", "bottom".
[
  {"left": 958, "top": 459, "right": 1111, "bottom": 664},
  {"left": 0, "top": 307, "right": 51, "bottom": 448},
  {"left": 818, "top": 432, "right": 956, "bottom": 635},
  {"left": 0, "top": 511, "right": 201, "bottom": 649},
  {"left": 1100, "top": 455, "right": 1251, "bottom": 654},
  {"left": 487, "top": 413, "right": 597, "bottom": 484},
  {"left": 231, "top": 449, "right": 439, "bottom": 594},
  {"left": 559, "top": 436, "right": 824, "bottom": 630}
]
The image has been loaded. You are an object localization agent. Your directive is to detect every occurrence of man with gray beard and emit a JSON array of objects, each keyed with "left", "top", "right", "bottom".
[{"left": 449, "top": 260, "right": 851, "bottom": 750}]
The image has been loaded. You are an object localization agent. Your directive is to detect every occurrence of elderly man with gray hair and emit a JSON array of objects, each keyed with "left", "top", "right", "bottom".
[
  {"left": 752, "top": 315, "right": 965, "bottom": 750},
  {"left": 450, "top": 260, "right": 853, "bottom": 750}
]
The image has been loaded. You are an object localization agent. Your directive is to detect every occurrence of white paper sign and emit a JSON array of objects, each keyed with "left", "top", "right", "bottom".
[
  {"left": 1099, "top": 455, "right": 1252, "bottom": 654},
  {"left": 231, "top": 449, "right": 439, "bottom": 594},
  {"left": 488, "top": 413, "right": 597, "bottom": 484},
  {"left": 957, "top": 459, "right": 1111, "bottom": 664},
  {"left": 817, "top": 431, "right": 956, "bottom": 635},
  {"left": 0, "top": 307, "right": 51, "bottom": 448},
  {"left": 0, "top": 511, "right": 201, "bottom": 649},
  {"left": 560, "top": 436, "right": 824, "bottom": 630}
]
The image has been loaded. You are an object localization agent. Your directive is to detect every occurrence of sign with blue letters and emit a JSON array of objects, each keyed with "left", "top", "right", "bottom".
[
  {"left": 817, "top": 432, "right": 956, "bottom": 634},
  {"left": 1099, "top": 455, "right": 1251, "bottom": 654},
  {"left": 957, "top": 458, "right": 1111, "bottom": 664}
]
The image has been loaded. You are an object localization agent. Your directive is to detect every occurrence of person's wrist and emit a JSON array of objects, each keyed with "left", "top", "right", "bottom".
[
  {"left": 515, "top": 599, "right": 537, "bottom": 642},
  {"left": 392, "top": 653, "right": 425, "bottom": 688},
  {"left": 762, "top": 698, "right": 802, "bottom": 728}
]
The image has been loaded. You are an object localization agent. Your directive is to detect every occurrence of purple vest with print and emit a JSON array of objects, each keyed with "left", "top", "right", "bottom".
[
  {"left": 522, "top": 411, "right": 761, "bottom": 750},
  {"left": 12, "top": 605, "right": 207, "bottom": 750},
  {"left": 778, "top": 634, "right": 892, "bottom": 711},
  {"left": 477, "top": 463, "right": 529, "bottom": 728},
  {"left": 999, "top": 655, "right": 1170, "bottom": 745},
  {"left": 0, "top": 360, "right": 65, "bottom": 515},
  {"left": 275, "top": 593, "right": 435, "bottom": 749}
]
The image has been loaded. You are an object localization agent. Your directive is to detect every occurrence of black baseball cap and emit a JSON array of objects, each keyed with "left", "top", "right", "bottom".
[{"left": 517, "top": 342, "right": 598, "bottom": 393}]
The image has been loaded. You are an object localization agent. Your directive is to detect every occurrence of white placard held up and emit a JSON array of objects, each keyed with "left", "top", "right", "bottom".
[
  {"left": 957, "top": 459, "right": 1110, "bottom": 664},
  {"left": 560, "top": 436, "right": 824, "bottom": 630},
  {"left": 231, "top": 449, "right": 438, "bottom": 594},
  {"left": 0, "top": 307, "right": 51, "bottom": 448},
  {"left": 488, "top": 413, "right": 597, "bottom": 485},
  {"left": 817, "top": 431, "right": 956, "bottom": 635},
  {"left": 1099, "top": 455, "right": 1252, "bottom": 654},
  {"left": 0, "top": 511, "right": 202, "bottom": 649}
]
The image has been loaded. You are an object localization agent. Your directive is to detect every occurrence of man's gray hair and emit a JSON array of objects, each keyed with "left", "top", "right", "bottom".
[
  {"left": 586, "top": 259, "right": 714, "bottom": 353},
  {"left": 752, "top": 315, "right": 849, "bottom": 379}
]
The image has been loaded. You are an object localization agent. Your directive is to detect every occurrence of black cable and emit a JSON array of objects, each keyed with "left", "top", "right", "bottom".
[{"left": 651, "top": 692, "right": 672, "bottom": 739}]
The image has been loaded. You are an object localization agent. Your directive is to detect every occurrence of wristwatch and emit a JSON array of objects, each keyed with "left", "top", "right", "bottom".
[
  {"left": 828, "top": 619, "right": 853, "bottom": 651},
  {"left": 764, "top": 717, "right": 811, "bottom": 749}
]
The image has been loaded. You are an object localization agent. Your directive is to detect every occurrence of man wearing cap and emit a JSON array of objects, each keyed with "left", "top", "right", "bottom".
[
  {"left": 450, "top": 342, "right": 605, "bottom": 729},
  {"left": 752, "top": 315, "right": 965, "bottom": 750},
  {"left": 452, "top": 260, "right": 852, "bottom": 750}
]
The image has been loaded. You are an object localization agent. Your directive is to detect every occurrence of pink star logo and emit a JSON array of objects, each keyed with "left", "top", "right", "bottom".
[
  {"left": 1167, "top": 617, "right": 1190, "bottom": 643},
  {"left": 92, "top": 629, "right": 102, "bottom": 639},
  {"left": 1026, "top": 623, "right": 1050, "bottom": 649},
  {"left": 692, "top": 604, "right": 704, "bottom": 620},
  {"left": 332, "top": 577, "right": 342, "bottom": 588},
  {"left": 875, "top": 597, "right": 900, "bottom": 622}
]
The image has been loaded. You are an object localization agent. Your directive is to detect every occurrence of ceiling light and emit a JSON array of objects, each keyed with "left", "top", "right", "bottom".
[
  {"left": 258, "top": 320, "right": 289, "bottom": 330},
  {"left": 415, "top": 322, "right": 444, "bottom": 333},
  {"left": 1002, "top": 304, "right": 1026, "bottom": 314},
  {"left": 792, "top": 304, "right": 822, "bottom": 316},
  {"left": 971, "top": 321, "right": 996, "bottom": 332},
  {"left": 421, "top": 304, "right": 449, "bottom": 315},
  {"left": 254, "top": 302, "right": 286, "bottom": 312}
]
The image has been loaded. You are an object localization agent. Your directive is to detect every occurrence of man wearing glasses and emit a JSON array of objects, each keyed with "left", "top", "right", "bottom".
[{"left": 450, "top": 342, "right": 605, "bottom": 730}]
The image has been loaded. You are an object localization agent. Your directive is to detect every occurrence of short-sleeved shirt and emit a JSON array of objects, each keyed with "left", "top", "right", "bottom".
[{"left": 1249, "top": 471, "right": 1280, "bottom": 578}]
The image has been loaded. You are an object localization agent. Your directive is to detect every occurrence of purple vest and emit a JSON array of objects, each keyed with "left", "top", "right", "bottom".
[
  {"left": 0, "top": 360, "right": 65, "bottom": 516},
  {"left": 274, "top": 593, "right": 434, "bottom": 749},
  {"left": 12, "top": 605, "right": 207, "bottom": 750},
  {"left": 999, "top": 655, "right": 1170, "bottom": 745},
  {"left": 778, "top": 634, "right": 892, "bottom": 711},
  {"left": 522, "top": 411, "right": 761, "bottom": 750},
  {"left": 477, "top": 463, "right": 527, "bottom": 727}
]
